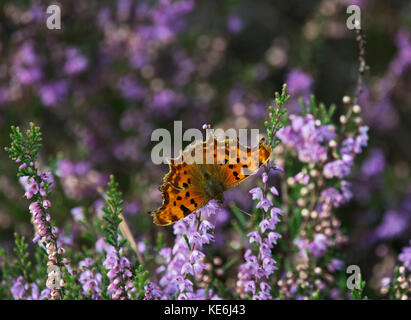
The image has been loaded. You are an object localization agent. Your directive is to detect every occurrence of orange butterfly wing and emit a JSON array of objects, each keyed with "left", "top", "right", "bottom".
[
  {"left": 151, "top": 136, "right": 272, "bottom": 226},
  {"left": 219, "top": 137, "right": 272, "bottom": 189},
  {"left": 151, "top": 142, "right": 208, "bottom": 226}
]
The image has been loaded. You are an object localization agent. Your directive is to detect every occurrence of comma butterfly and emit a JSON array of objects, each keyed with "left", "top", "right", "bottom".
[{"left": 150, "top": 135, "right": 272, "bottom": 226}]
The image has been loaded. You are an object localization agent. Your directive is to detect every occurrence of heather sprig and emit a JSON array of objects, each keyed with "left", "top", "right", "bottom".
[
  {"left": 101, "top": 175, "right": 134, "bottom": 299},
  {"left": 380, "top": 242, "right": 411, "bottom": 300},
  {"left": 5, "top": 123, "right": 69, "bottom": 299},
  {"left": 265, "top": 84, "right": 289, "bottom": 148},
  {"left": 101, "top": 175, "right": 127, "bottom": 252},
  {"left": 236, "top": 173, "right": 282, "bottom": 300},
  {"left": 146, "top": 201, "right": 220, "bottom": 300},
  {"left": 351, "top": 275, "right": 367, "bottom": 300},
  {"left": 13, "top": 233, "right": 32, "bottom": 286}
]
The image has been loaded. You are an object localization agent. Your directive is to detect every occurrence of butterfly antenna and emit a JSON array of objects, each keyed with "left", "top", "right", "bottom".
[{"left": 238, "top": 208, "right": 253, "bottom": 217}]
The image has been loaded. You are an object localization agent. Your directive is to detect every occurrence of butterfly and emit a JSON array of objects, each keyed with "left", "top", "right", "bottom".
[{"left": 150, "top": 135, "right": 272, "bottom": 226}]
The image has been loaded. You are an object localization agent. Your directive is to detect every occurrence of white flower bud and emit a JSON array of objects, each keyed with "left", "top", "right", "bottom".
[
  {"left": 342, "top": 96, "right": 351, "bottom": 104},
  {"left": 301, "top": 208, "right": 309, "bottom": 217},
  {"left": 329, "top": 140, "right": 337, "bottom": 148},
  {"left": 352, "top": 104, "right": 361, "bottom": 113}
]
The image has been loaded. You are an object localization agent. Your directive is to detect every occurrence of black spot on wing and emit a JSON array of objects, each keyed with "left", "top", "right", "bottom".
[{"left": 180, "top": 205, "right": 191, "bottom": 216}]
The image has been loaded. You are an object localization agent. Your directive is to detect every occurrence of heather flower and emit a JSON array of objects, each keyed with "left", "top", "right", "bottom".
[
  {"left": 64, "top": 47, "right": 88, "bottom": 75},
  {"left": 70, "top": 207, "right": 84, "bottom": 222},
  {"left": 375, "top": 211, "right": 408, "bottom": 239},
  {"left": 147, "top": 201, "right": 220, "bottom": 299},
  {"left": 11, "top": 277, "right": 27, "bottom": 300},
  {"left": 227, "top": 15, "right": 244, "bottom": 34},
  {"left": 237, "top": 170, "right": 282, "bottom": 299},
  {"left": 249, "top": 187, "right": 263, "bottom": 200},
  {"left": 398, "top": 242, "right": 411, "bottom": 271},
  {"left": 361, "top": 148, "right": 386, "bottom": 177},
  {"left": 103, "top": 250, "right": 134, "bottom": 299},
  {"left": 277, "top": 114, "right": 334, "bottom": 163},
  {"left": 78, "top": 258, "right": 102, "bottom": 298}
]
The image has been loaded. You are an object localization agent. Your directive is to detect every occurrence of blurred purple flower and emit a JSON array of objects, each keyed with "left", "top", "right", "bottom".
[
  {"left": 227, "top": 15, "right": 244, "bottom": 34},
  {"left": 64, "top": 48, "right": 88, "bottom": 75},
  {"left": 398, "top": 241, "right": 411, "bottom": 271},
  {"left": 361, "top": 148, "right": 386, "bottom": 177}
]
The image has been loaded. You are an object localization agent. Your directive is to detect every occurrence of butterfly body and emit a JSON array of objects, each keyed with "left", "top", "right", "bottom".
[{"left": 151, "top": 136, "right": 272, "bottom": 226}]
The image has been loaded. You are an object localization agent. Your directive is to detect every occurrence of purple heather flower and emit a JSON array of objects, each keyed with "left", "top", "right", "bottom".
[
  {"left": 79, "top": 257, "right": 94, "bottom": 269},
  {"left": 64, "top": 48, "right": 88, "bottom": 75},
  {"left": 323, "top": 159, "right": 351, "bottom": 179},
  {"left": 295, "top": 233, "right": 330, "bottom": 259},
  {"left": 249, "top": 187, "right": 263, "bottom": 201},
  {"left": 256, "top": 198, "right": 273, "bottom": 212},
  {"left": 270, "top": 186, "right": 279, "bottom": 196},
  {"left": 11, "top": 277, "right": 27, "bottom": 299},
  {"left": 70, "top": 207, "right": 84, "bottom": 222},
  {"left": 389, "top": 30, "right": 411, "bottom": 76},
  {"left": 327, "top": 259, "right": 344, "bottom": 272},
  {"left": 39, "top": 81, "right": 68, "bottom": 107},
  {"left": 227, "top": 15, "right": 244, "bottom": 34},
  {"left": 103, "top": 250, "right": 134, "bottom": 299},
  {"left": 23, "top": 177, "right": 39, "bottom": 199},
  {"left": 237, "top": 170, "right": 282, "bottom": 299},
  {"left": 375, "top": 211, "right": 408, "bottom": 239},
  {"left": 146, "top": 201, "right": 220, "bottom": 299},
  {"left": 361, "top": 148, "right": 386, "bottom": 177},
  {"left": 321, "top": 187, "right": 344, "bottom": 207},
  {"left": 286, "top": 69, "right": 313, "bottom": 94},
  {"left": 398, "top": 242, "right": 411, "bottom": 271},
  {"left": 294, "top": 172, "right": 310, "bottom": 185},
  {"left": 277, "top": 114, "right": 334, "bottom": 163},
  {"left": 247, "top": 231, "right": 262, "bottom": 244},
  {"left": 144, "top": 283, "right": 163, "bottom": 300}
]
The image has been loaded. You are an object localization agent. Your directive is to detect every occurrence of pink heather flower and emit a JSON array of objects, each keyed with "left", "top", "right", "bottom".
[
  {"left": 256, "top": 198, "right": 273, "bottom": 212},
  {"left": 40, "top": 170, "right": 54, "bottom": 187},
  {"left": 295, "top": 172, "right": 310, "bottom": 185},
  {"left": 79, "top": 257, "right": 94, "bottom": 269},
  {"left": 24, "top": 178, "right": 39, "bottom": 199},
  {"left": 39, "top": 188, "right": 47, "bottom": 197},
  {"left": 270, "top": 207, "right": 283, "bottom": 217},
  {"left": 42, "top": 200, "right": 51, "bottom": 209},
  {"left": 259, "top": 219, "right": 270, "bottom": 233},
  {"left": 247, "top": 231, "right": 261, "bottom": 244},
  {"left": 11, "top": 277, "right": 27, "bottom": 299},
  {"left": 70, "top": 207, "right": 84, "bottom": 222},
  {"left": 181, "top": 262, "right": 194, "bottom": 275},
  {"left": 144, "top": 283, "right": 163, "bottom": 300},
  {"left": 249, "top": 187, "right": 263, "bottom": 201},
  {"left": 29, "top": 202, "right": 42, "bottom": 215},
  {"left": 18, "top": 163, "right": 27, "bottom": 170},
  {"left": 381, "top": 277, "right": 391, "bottom": 288},
  {"left": 159, "top": 248, "right": 172, "bottom": 263},
  {"left": 266, "top": 232, "right": 281, "bottom": 247},
  {"left": 398, "top": 242, "right": 411, "bottom": 271},
  {"left": 270, "top": 186, "right": 279, "bottom": 196},
  {"left": 244, "top": 281, "right": 256, "bottom": 294},
  {"left": 149, "top": 201, "right": 220, "bottom": 299}
]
